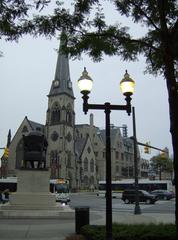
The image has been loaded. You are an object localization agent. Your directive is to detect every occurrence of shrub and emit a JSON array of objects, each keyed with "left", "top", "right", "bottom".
[
  {"left": 80, "top": 223, "right": 176, "bottom": 240},
  {"left": 65, "top": 234, "right": 86, "bottom": 240}
]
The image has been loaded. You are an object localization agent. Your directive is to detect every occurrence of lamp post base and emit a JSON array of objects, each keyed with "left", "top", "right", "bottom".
[{"left": 134, "top": 204, "right": 141, "bottom": 215}]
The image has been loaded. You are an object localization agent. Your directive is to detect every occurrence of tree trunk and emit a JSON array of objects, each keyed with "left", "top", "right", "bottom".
[
  {"left": 157, "top": 1, "right": 178, "bottom": 236},
  {"left": 164, "top": 54, "right": 178, "bottom": 234}
]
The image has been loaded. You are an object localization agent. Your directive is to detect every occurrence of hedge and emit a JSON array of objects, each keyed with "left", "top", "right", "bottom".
[{"left": 80, "top": 223, "right": 176, "bottom": 240}]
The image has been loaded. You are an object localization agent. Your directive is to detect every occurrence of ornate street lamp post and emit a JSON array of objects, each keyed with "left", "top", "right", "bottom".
[
  {"left": 132, "top": 106, "right": 141, "bottom": 215},
  {"left": 77, "top": 67, "right": 135, "bottom": 240}
]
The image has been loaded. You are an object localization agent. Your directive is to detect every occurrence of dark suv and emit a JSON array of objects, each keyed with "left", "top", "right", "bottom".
[{"left": 121, "top": 189, "right": 158, "bottom": 204}]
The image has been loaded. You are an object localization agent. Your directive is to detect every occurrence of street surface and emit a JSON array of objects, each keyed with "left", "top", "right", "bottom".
[
  {"left": 0, "top": 192, "right": 175, "bottom": 240},
  {"left": 69, "top": 192, "right": 175, "bottom": 214}
]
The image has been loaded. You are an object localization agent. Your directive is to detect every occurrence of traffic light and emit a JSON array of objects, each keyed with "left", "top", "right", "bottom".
[
  {"left": 3, "top": 147, "right": 9, "bottom": 159},
  {"left": 144, "top": 142, "right": 150, "bottom": 154},
  {"left": 160, "top": 148, "right": 169, "bottom": 159},
  {"left": 160, "top": 151, "right": 166, "bottom": 159},
  {"left": 144, "top": 145, "right": 149, "bottom": 153}
]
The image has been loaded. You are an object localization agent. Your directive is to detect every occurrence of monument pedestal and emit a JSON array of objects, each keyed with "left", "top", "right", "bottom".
[
  {"left": 8, "top": 169, "right": 57, "bottom": 210},
  {"left": 0, "top": 169, "right": 70, "bottom": 217}
]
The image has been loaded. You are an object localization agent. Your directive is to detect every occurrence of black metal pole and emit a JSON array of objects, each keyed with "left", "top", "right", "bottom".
[
  {"left": 105, "top": 103, "right": 112, "bottom": 240},
  {"left": 132, "top": 107, "right": 141, "bottom": 215},
  {"left": 81, "top": 94, "right": 132, "bottom": 240}
]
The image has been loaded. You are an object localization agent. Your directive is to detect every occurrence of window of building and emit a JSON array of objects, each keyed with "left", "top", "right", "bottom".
[
  {"left": 66, "top": 111, "right": 72, "bottom": 125},
  {"left": 116, "top": 165, "right": 119, "bottom": 173},
  {"left": 90, "top": 159, "right": 94, "bottom": 172},
  {"left": 84, "top": 158, "right": 88, "bottom": 171},
  {"left": 87, "top": 147, "right": 91, "bottom": 153},
  {"left": 50, "top": 150, "right": 58, "bottom": 165},
  {"left": 67, "top": 152, "right": 71, "bottom": 167},
  {"left": 22, "top": 125, "right": 28, "bottom": 133},
  {"left": 83, "top": 175, "right": 89, "bottom": 187},
  {"left": 90, "top": 176, "right": 94, "bottom": 186},
  {"left": 94, "top": 152, "right": 98, "bottom": 157},
  {"left": 116, "top": 151, "right": 119, "bottom": 159},
  {"left": 51, "top": 103, "right": 61, "bottom": 124}
]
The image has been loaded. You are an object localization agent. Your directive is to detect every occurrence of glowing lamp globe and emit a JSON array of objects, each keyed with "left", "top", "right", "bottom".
[
  {"left": 120, "top": 70, "right": 135, "bottom": 96},
  {"left": 77, "top": 67, "right": 93, "bottom": 94}
]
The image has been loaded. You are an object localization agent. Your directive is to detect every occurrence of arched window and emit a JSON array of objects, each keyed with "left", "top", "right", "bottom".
[
  {"left": 90, "top": 159, "right": 94, "bottom": 172},
  {"left": 84, "top": 158, "right": 88, "bottom": 172},
  {"left": 90, "top": 176, "right": 94, "bottom": 185},
  {"left": 22, "top": 125, "right": 28, "bottom": 133},
  {"left": 66, "top": 104, "right": 73, "bottom": 125},
  {"left": 51, "top": 102, "right": 61, "bottom": 124},
  {"left": 68, "top": 171, "right": 72, "bottom": 189},
  {"left": 50, "top": 150, "right": 58, "bottom": 164},
  {"left": 50, "top": 150, "right": 60, "bottom": 179},
  {"left": 83, "top": 176, "right": 89, "bottom": 187},
  {"left": 67, "top": 152, "right": 71, "bottom": 167},
  {"left": 66, "top": 111, "right": 72, "bottom": 125}
]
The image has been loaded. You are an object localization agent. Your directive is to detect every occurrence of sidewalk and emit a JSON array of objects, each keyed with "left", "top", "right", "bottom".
[{"left": 0, "top": 206, "right": 175, "bottom": 240}]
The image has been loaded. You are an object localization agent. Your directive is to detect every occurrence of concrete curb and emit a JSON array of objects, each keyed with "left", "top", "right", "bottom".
[{"left": 0, "top": 204, "right": 75, "bottom": 219}]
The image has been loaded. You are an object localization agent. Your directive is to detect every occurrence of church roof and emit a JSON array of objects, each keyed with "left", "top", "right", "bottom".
[
  {"left": 75, "top": 138, "right": 87, "bottom": 158},
  {"left": 99, "top": 128, "right": 119, "bottom": 146},
  {"left": 48, "top": 34, "right": 74, "bottom": 98},
  {"left": 27, "top": 118, "right": 44, "bottom": 133}
]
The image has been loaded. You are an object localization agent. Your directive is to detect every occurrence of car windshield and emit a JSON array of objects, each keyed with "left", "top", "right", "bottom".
[
  {"left": 140, "top": 190, "right": 150, "bottom": 195},
  {"left": 152, "top": 190, "right": 167, "bottom": 193}
]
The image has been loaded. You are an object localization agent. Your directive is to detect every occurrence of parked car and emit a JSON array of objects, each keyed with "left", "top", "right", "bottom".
[
  {"left": 150, "top": 190, "right": 175, "bottom": 200},
  {"left": 121, "top": 189, "right": 158, "bottom": 204}
]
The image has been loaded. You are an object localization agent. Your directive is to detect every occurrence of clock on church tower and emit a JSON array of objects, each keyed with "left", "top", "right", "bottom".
[{"left": 53, "top": 80, "right": 59, "bottom": 87}]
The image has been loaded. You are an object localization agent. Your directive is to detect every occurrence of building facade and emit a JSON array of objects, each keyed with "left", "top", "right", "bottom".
[{"left": 6, "top": 38, "right": 141, "bottom": 191}]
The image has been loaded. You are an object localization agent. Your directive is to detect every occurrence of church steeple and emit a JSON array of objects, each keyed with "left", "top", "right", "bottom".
[
  {"left": 48, "top": 33, "right": 74, "bottom": 98},
  {"left": 7, "top": 129, "right": 11, "bottom": 147}
]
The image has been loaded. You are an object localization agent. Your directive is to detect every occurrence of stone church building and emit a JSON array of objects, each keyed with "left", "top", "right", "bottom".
[{"left": 7, "top": 39, "right": 142, "bottom": 191}]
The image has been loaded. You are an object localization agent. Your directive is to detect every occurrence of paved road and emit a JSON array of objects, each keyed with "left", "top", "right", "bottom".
[
  {"left": 0, "top": 192, "right": 175, "bottom": 240},
  {"left": 69, "top": 192, "right": 175, "bottom": 214}
]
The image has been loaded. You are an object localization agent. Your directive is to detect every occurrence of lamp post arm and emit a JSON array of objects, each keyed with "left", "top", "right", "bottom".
[{"left": 83, "top": 99, "right": 131, "bottom": 115}]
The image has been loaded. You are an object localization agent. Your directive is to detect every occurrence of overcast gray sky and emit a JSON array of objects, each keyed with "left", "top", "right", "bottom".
[{"left": 0, "top": 1, "right": 172, "bottom": 161}]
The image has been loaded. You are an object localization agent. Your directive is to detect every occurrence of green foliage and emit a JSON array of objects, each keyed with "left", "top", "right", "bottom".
[
  {"left": 80, "top": 223, "right": 176, "bottom": 240},
  {"left": 65, "top": 234, "right": 86, "bottom": 240},
  {"left": 0, "top": 0, "right": 52, "bottom": 40},
  {"left": 150, "top": 155, "right": 173, "bottom": 177},
  {"left": 1, "top": 1, "right": 177, "bottom": 76}
]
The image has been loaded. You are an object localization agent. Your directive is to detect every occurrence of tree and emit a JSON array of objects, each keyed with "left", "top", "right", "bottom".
[
  {"left": 0, "top": 0, "right": 53, "bottom": 42},
  {"left": 23, "top": 0, "right": 178, "bottom": 232},
  {"left": 150, "top": 154, "right": 173, "bottom": 180},
  {"left": 1, "top": 0, "right": 178, "bottom": 236}
]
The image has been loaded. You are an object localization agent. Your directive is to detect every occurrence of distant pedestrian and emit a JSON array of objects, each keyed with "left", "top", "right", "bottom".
[
  {"left": 0, "top": 191, "right": 3, "bottom": 203},
  {"left": 2, "top": 189, "right": 9, "bottom": 203}
]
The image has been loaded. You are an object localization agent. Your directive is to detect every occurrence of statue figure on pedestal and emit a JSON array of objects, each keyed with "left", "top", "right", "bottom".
[{"left": 22, "top": 132, "right": 48, "bottom": 169}]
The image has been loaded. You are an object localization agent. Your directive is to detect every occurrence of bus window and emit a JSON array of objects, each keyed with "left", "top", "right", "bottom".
[{"left": 55, "top": 184, "right": 69, "bottom": 193}]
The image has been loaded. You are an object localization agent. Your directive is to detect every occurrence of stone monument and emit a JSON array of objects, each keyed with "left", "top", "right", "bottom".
[{"left": 0, "top": 132, "right": 64, "bottom": 217}]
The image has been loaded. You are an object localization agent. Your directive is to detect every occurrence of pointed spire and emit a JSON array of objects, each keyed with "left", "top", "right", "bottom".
[
  {"left": 48, "top": 32, "right": 74, "bottom": 98},
  {"left": 7, "top": 129, "right": 11, "bottom": 147}
]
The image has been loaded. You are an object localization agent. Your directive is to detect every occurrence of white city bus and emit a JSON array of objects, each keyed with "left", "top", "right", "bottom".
[
  {"left": 97, "top": 179, "right": 174, "bottom": 198},
  {"left": 50, "top": 178, "right": 70, "bottom": 204}
]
